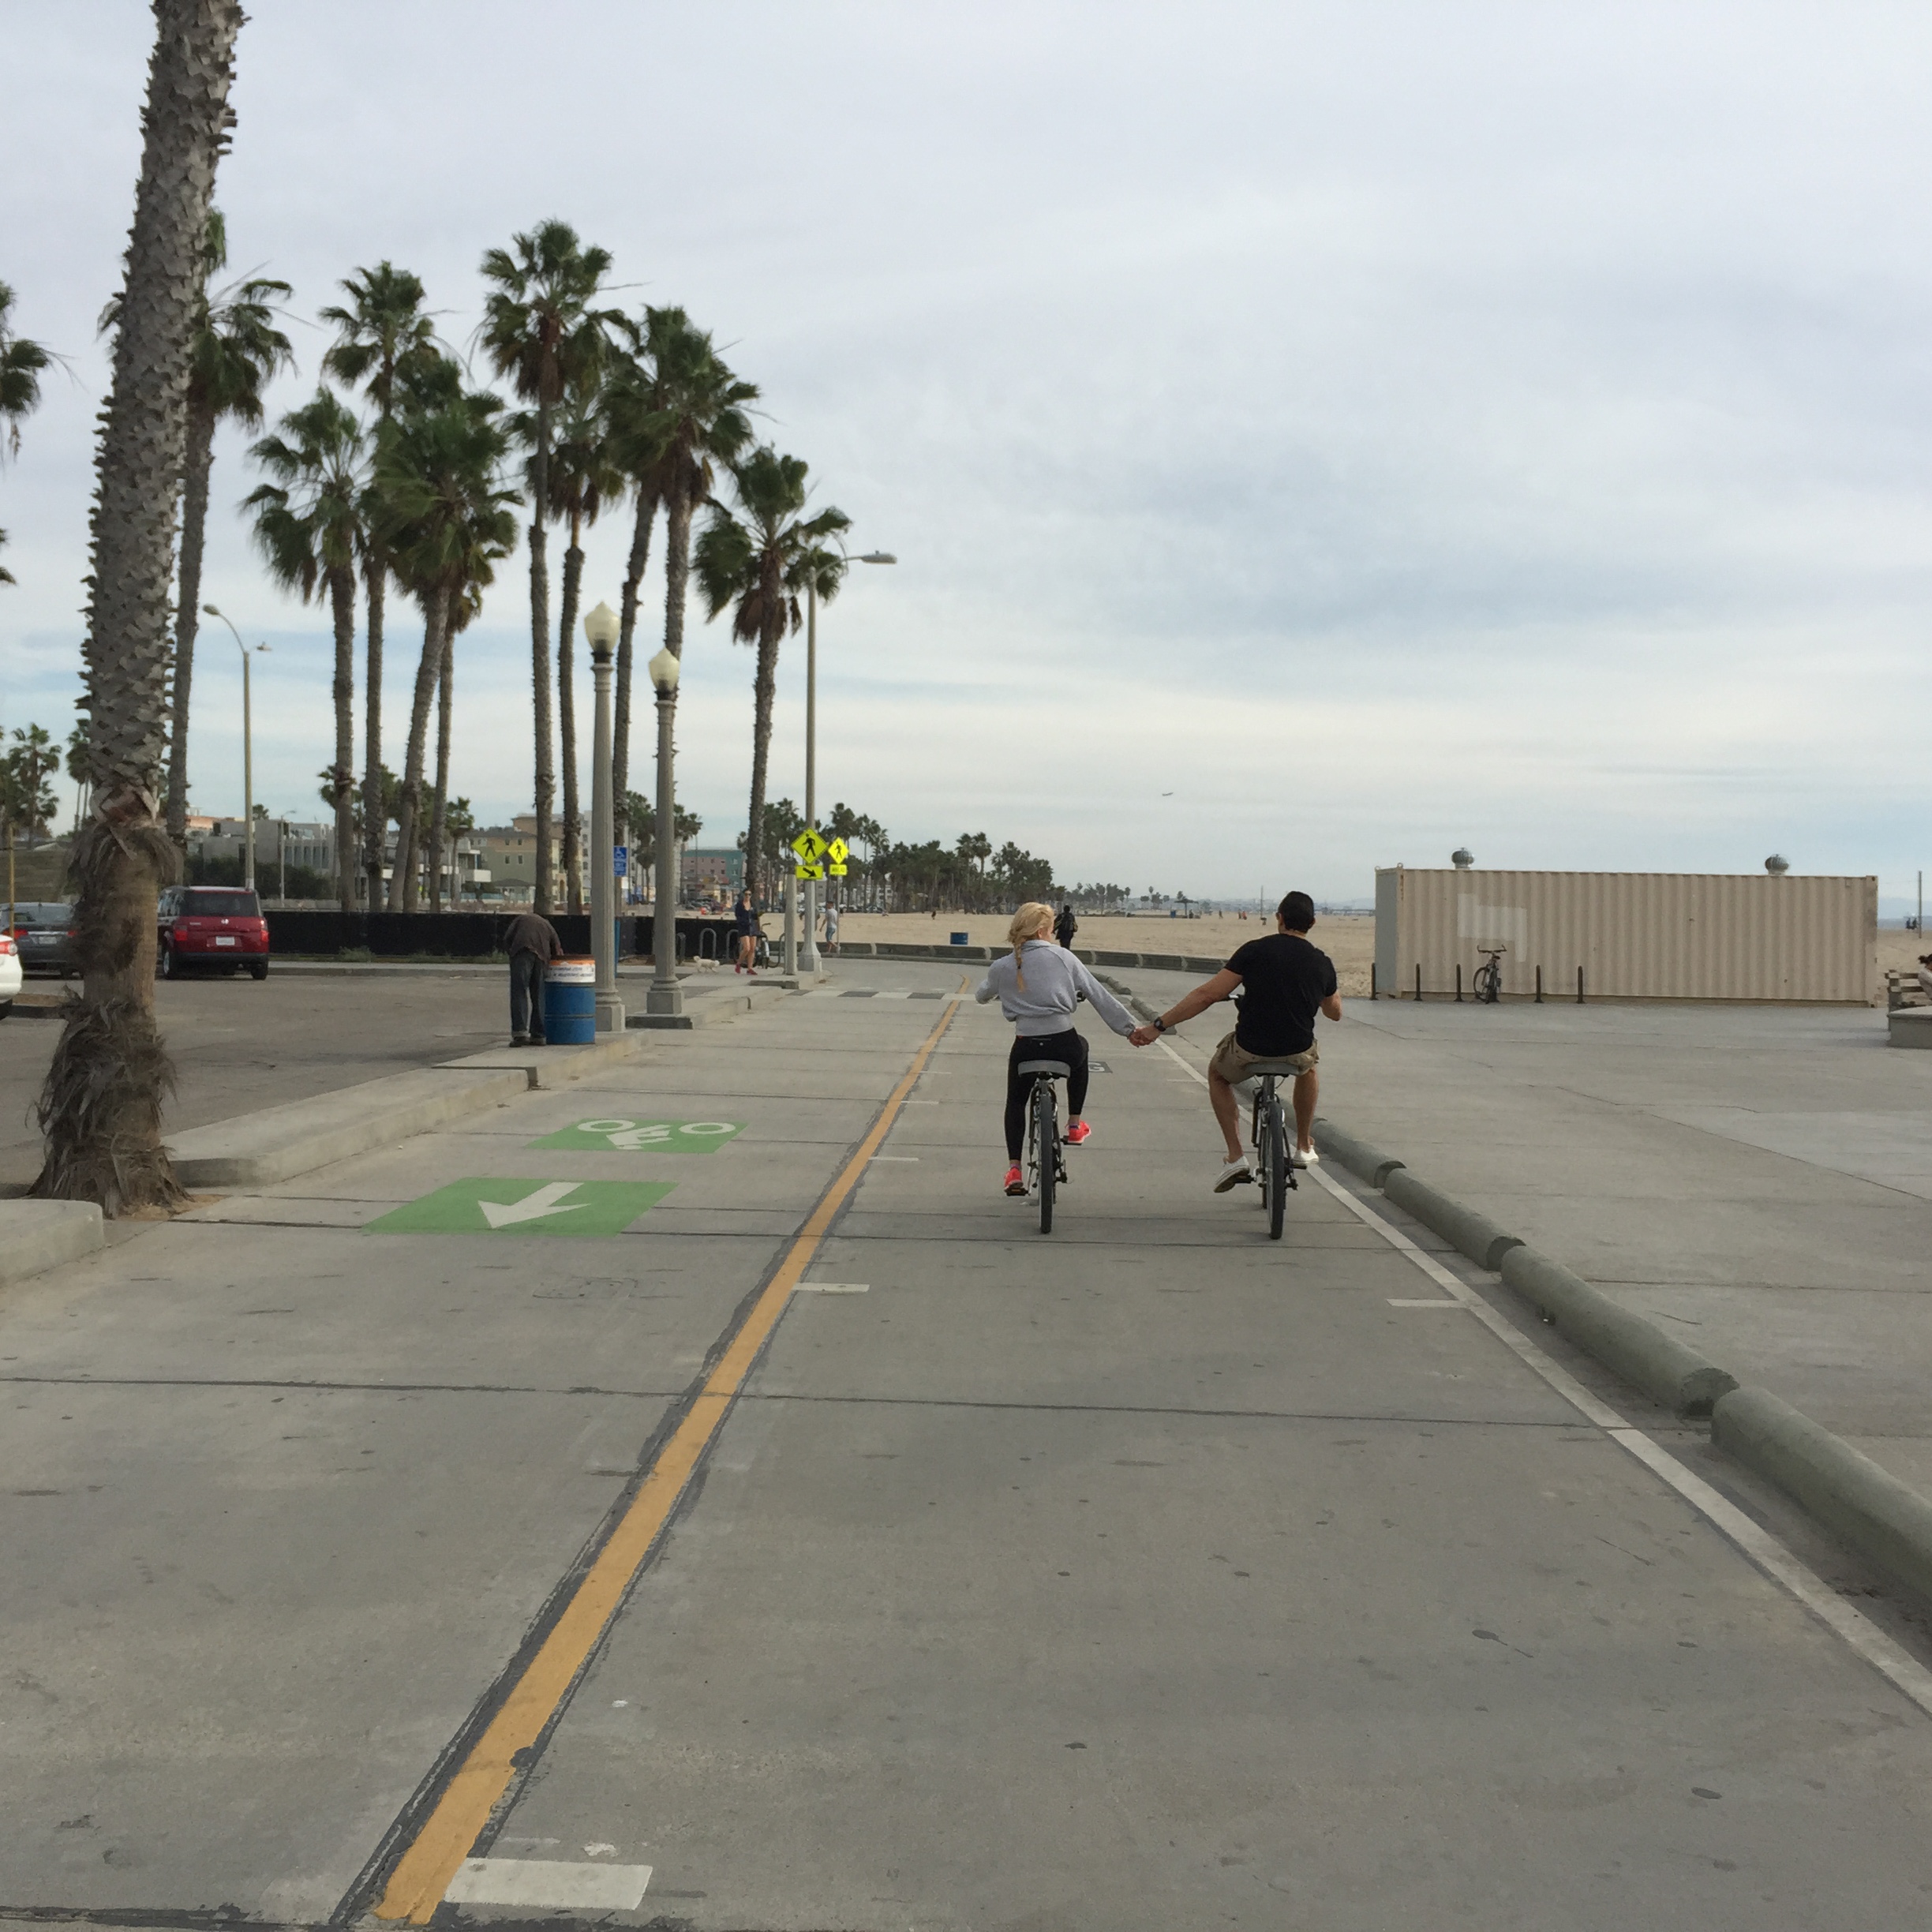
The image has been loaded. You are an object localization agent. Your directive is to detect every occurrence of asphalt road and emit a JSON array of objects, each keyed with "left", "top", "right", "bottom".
[{"left": 3, "top": 960, "right": 1931, "bottom": 1927}]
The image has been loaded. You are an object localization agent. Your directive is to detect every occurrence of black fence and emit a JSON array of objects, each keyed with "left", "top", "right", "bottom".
[{"left": 264, "top": 911, "right": 738, "bottom": 961}]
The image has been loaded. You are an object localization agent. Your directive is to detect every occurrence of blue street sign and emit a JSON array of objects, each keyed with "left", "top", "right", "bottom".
[{"left": 613, "top": 845, "right": 628, "bottom": 876}]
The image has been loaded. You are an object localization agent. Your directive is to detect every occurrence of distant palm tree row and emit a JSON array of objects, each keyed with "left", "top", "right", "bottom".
[{"left": 5, "top": 216, "right": 855, "bottom": 922}]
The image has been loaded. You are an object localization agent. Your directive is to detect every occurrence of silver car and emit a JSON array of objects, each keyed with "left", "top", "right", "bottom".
[{"left": 9, "top": 901, "right": 78, "bottom": 976}]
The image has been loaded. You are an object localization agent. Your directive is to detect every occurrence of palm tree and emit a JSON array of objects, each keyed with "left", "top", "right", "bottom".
[
  {"left": 244, "top": 387, "right": 366, "bottom": 912},
  {"left": 517, "top": 376, "right": 621, "bottom": 914},
  {"left": 426, "top": 586, "right": 482, "bottom": 912},
  {"left": 374, "top": 386, "right": 516, "bottom": 910},
  {"left": 0, "top": 280, "right": 53, "bottom": 584},
  {"left": 129, "top": 210, "right": 294, "bottom": 848},
  {"left": 693, "top": 445, "right": 848, "bottom": 904},
  {"left": 478, "top": 220, "right": 616, "bottom": 914},
  {"left": 320, "top": 262, "right": 439, "bottom": 908},
  {"left": 34, "top": 0, "right": 244, "bottom": 1215}
]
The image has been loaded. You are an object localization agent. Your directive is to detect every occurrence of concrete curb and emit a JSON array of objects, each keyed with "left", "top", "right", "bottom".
[
  {"left": 0, "top": 1199, "right": 105, "bottom": 1288},
  {"left": 1714, "top": 1383, "right": 1932, "bottom": 1602},
  {"left": 837, "top": 942, "right": 1226, "bottom": 972},
  {"left": 1383, "top": 1169, "right": 1525, "bottom": 1272},
  {"left": 168, "top": 1068, "right": 534, "bottom": 1189},
  {"left": 1311, "top": 1118, "right": 1405, "bottom": 1189},
  {"left": 1500, "top": 1246, "right": 1738, "bottom": 1418},
  {"left": 629, "top": 991, "right": 755, "bottom": 1031}
]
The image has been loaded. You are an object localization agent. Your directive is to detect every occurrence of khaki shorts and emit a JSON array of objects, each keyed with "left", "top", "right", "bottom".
[{"left": 1209, "top": 1032, "right": 1318, "bottom": 1086}]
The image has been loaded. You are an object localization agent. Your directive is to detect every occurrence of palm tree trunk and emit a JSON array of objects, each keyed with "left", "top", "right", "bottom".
[
  {"left": 556, "top": 526, "right": 584, "bottom": 917},
  {"left": 529, "top": 406, "right": 555, "bottom": 912},
  {"left": 390, "top": 586, "right": 449, "bottom": 912},
  {"left": 163, "top": 395, "right": 215, "bottom": 849},
  {"left": 34, "top": 0, "right": 242, "bottom": 1215},
  {"left": 428, "top": 630, "right": 452, "bottom": 915},
  {"left": 662, "top": 476, "right": 693, "bottom": 662},
  {"left": 744, "top": 561, "right": 783, "bottom": 909},
  {"left": 329, "top": 563, "right": 357, "bottom": 913},
  {"left": 361, "top": 553, "right": 385, "bottom": 909},
  {"left": 612, "top": 489, "right": 657, "bottom": 848}
]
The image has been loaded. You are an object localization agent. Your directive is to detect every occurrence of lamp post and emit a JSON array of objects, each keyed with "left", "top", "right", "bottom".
[
  {"left": 646, "top": 641, "right": 683, "bottom": 1017},
  {"left": 204, "top": 605, "right": 269, "bottom": 892},
  {"left": 583, "top": 601, "right": 624, "bottom": 1033},
  {"left": 800, "top": 549, "right": 895, "bottom": 973}
]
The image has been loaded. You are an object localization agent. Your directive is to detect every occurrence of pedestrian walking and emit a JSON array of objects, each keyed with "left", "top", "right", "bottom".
[
  {"left": 734, "top": 889, "right": 762, "bottom": 974},
  {"left": 822, "top": 901, "right": 841, "bottom": 955},
  {"left": 1054, "top": 901, "right": 1077, "bottom": 950},
  {"left": 503, "top": 909, "right": 564, "bottom": 1046}
]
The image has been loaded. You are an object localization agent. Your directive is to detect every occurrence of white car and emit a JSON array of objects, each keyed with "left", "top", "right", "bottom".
[{"left": 0, "top": 930, "right": 21, "bottom": 1017}]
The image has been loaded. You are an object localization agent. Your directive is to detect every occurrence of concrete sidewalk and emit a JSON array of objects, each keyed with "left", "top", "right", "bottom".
[{"left": 4, "top": 959, "right": 1932, "bottom": 1927}]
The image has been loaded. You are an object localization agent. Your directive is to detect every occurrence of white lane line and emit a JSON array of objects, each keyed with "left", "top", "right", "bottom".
[
  {"left": 444, "top": 1858, "right": 652, "bottom": 1908},
  {"left": 1388, "top": 1297, "right": 1466, "bottom": 1309},
  {"left": 798, "top": 1282, "right": 870, "bottom": 1294},
  {"left": 1151, "top": 1037, "right": 1932, "bottom": 1719},
  {"left": 871, "top": 1155, "right": 919, "bottom": 1162}
]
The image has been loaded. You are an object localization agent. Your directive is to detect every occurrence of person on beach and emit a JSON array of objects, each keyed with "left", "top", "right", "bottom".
[
  {"left": 1129, "top": 890, "right": 1340, "bottom": 1192},
  {"left": 734, "top": 889, "right": 761, "bottom": 973},
  {"left": 976, "top": 900, "right": 1144, "bottom": 1197}
]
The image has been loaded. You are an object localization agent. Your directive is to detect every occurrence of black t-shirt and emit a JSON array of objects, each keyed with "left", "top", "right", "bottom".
[{"left": 1227, "top": 933, "right": 1337, "bottom": 1055}]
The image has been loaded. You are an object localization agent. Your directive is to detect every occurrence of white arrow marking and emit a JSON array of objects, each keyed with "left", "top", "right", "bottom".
[{"left": 481, "top": 1181, "right": 590, "bottom": 1229}]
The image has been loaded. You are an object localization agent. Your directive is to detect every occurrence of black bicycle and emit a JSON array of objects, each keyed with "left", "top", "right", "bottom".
[
  {"left": 1017, "top": 1054, "right": 1072, "bottom": 1234},
  {"left": 1473, "top": 945, "right": 1506, "bottom": 1005},
  {"left": 1245, "top": 1060, "right": 1305, "bottom": 1241}
]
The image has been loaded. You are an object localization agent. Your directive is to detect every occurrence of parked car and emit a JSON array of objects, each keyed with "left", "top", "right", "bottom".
[
  {"left": 156, "top": 886, "right": 270, "bottom": 979},
  {"left": 10, "top": 901, "right": 78, "bottom": 976},
  {"left": 0, "top": 930, "right": 19, "bottom": 1017}
]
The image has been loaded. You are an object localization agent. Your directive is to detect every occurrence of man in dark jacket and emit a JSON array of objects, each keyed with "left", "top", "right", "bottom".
[
  {"left": 1054, "top": 902, "right": 1077, "bottom": 950},
  {"left": 504, "top": 910, "right": 564, "bottom": 1045}
]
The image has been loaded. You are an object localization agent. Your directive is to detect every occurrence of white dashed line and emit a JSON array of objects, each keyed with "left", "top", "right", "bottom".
[{"left": 444, "top": 1858, "right": 653, "bottom": 1908}]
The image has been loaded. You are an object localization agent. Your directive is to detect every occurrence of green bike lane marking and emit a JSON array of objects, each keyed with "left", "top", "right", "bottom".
[
  {"left": 530, "top": 1118, "right": 745, "bottom": 1154},
  {"left": 365, "top": 1178, "right": 675, "bottom": 1237}
]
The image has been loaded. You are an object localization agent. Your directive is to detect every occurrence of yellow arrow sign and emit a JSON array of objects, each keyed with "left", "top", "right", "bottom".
[{"left": 793, "top": 861, "right": 826, "bottom": 881}]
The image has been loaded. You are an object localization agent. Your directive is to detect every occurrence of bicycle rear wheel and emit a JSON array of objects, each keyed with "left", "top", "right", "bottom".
[
  {"left": 1034, "top": 1081, "right": 1057, "bottom": 1234},
  {"left": 1265, "top": 1097, "right": 1287, "bottom": 1240}
]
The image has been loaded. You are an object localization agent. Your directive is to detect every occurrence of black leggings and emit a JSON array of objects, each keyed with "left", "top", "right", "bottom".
[{"left": 1005, "top": 1029, "right": 1090, "bottom": 1160}]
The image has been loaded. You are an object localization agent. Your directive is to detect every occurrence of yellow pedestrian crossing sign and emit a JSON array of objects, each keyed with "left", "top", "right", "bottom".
[
  {"left": 827, "top": 837, "right": 848, "bottom": 878},
  {"left": 792, "top": 827, "right": 830, "bottom": 880}
]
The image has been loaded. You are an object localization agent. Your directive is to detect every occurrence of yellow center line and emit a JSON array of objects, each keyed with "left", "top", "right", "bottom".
[{"left": 374, "top": 979, "right": 969, "bottom": 1922}]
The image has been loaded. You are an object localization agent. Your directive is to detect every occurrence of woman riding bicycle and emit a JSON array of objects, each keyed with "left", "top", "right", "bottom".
[{"left": 975, "top": 901, "right": 1142, "bottom": 1197}]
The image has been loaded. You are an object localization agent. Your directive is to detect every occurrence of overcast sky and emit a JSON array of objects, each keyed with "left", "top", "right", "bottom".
[{"left": 6, "top": 1, "right": 1932, "bottom": 904}]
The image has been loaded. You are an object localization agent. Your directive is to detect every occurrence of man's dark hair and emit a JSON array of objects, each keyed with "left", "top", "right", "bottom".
[{"left": 1279, "top": 890, "right": 1316, "bottom": 930}]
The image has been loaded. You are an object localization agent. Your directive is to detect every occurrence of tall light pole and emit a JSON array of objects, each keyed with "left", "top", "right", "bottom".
[
  {"left": 204, "top": 605, "right": 268, "bottom": 893},
  {"left": 583, "top": 601, "right": 623, "bottom": 1033},
  {"left": 646, "top": 641, "right": 683, "bottom": 1018},
  {"left": 800, "top": 549, "right": 895, "bottom": 972}
]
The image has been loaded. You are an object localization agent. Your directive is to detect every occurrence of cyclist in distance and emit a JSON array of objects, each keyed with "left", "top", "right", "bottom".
[
  {"left": 1129, "top": 889, "right": 1341, "bottom": 1192},
  {"left": 976, "top": 900, "right": 1144, "bottom": 1197}
]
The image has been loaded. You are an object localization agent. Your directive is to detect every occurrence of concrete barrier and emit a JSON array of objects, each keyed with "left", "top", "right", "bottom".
[
  {"left": 1715, "top": 1383, "right": 1932, "bottom": 1601},
  {"left": 1888, "top": 1008, "right": 1932, "bottom": 1049},
  {"left": 1382, "top": 1168, "right": 1525, "bottom": 1272},
  {"left": 168, "top": 1068, "right": 532, "bottom": 1189},
  {"left": 1311, "top": 1118, "right": 1405, "bottom": 1189},
  {"left": 0, "top": 1199, "right": 105, "bottom": 1288},
  {"left": 1500, "top": 1246, "right": 1738, "bottom": 1418}
]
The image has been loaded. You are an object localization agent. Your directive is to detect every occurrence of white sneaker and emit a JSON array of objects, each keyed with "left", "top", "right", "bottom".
[
  {"left": 1292, "top": 1145, "right": 1319, "bottom": 1168},
  {"left": 1215, "top": 1156, "right": 1254, "bottom": 1193}
]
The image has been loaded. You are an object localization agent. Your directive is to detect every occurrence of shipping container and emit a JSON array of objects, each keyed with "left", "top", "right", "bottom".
[{"left": 1372, "top": 867, "right": 1876, "bottom": 1005}]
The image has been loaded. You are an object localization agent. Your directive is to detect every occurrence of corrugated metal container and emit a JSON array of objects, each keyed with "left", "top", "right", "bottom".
[{"left": 1373, "top": 868, "right": 1877, "bottom": 1005}]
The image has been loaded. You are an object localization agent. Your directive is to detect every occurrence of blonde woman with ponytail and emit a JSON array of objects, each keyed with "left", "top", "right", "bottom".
[{"left": 974, "top": 900, "right": 1144, "bottom": 1196}]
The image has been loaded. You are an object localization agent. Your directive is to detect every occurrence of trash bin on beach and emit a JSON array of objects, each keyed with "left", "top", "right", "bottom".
[{"left": 543, "top": 957, "right": 596, "bottom": 1044}]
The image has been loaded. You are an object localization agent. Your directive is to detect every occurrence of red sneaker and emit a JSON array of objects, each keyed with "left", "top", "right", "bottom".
[
  {"left": 1065, "top": 1120, "right": 1092, "bottom": 1147},
  {"left": 1003, "top": 1163, "right": 1026, "bottom": 1196}
]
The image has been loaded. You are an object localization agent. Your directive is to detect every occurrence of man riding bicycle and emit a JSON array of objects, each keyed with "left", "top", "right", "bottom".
[
  {"left": 1129, "top": 890, "right": 1341, "bottom": 1193},
  {"left": 976, "top": 900, "right": 1144, "bottom": 1197}
]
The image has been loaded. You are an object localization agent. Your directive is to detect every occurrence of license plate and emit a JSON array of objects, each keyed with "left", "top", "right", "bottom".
[
  {"left": 214, "top": 936, "right": 238, "bottom": 947},
  {"left": 27, "top": 934, "right": 56, "bottom": 946}
]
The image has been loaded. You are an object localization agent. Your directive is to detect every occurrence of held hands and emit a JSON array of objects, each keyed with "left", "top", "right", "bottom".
[{"left": 1129, "top": 1024, "right": 1161, "bottom": 1047}]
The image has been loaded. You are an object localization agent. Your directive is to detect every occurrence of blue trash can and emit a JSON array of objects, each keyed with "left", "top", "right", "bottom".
[
  {"left": 542, "top": 957, "right": 597, "bottom": 1044},
  {"left": 949, "top": 931, "right": 969, "bottom": 946}
]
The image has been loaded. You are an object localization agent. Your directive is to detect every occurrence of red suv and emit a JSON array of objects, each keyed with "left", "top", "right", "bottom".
[{"left": 157, "top": 886, "right": 271, "bottom": 979}]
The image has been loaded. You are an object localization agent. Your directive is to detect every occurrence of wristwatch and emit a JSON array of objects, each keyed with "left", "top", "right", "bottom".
[{"left": 1154, "top": 1016, "right": 1169, "bottom": 1033}]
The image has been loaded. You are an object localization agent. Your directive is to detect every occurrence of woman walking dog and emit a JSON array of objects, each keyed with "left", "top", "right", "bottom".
[{"left": 975, "top": 901, "right": 1144, "bottom": 1196}]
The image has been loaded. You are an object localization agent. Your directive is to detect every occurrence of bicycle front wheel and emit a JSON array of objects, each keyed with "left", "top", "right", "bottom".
[
  {"left": 1034, "top": 1082, "right": 1057, "bottom": 1234},
  {"left": 1266, "top": 1098, "right": 1287, "bottom": 1240}
]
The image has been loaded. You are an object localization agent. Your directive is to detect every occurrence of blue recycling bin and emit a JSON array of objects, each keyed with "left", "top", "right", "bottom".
[
  {"left": 542, "top": 957, "right": 596, "bottom": 1044},
  {"left": 949, "top": 931, "right": 969, "bottom": 945}
]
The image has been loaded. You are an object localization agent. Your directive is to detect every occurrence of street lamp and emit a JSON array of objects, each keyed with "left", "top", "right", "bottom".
[
  {"left": 799, "top": 550, "right": 895, "bottom": 974},
  {"left": 583, "top": 600, "right": 623, "bottom": 1033},
  {"left": 203, "top": 605, "right": 269, "bottom": 892},
  {"left": 645, "top": 641, "right": 683, "bottom": 1018}
]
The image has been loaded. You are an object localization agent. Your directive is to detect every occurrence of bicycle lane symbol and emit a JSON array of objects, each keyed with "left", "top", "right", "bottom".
[{"left": 530, "top": 1118, "right": 747, "bottom": 1155}]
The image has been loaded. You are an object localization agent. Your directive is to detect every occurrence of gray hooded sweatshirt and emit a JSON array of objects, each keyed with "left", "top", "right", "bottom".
[{"left": 975, "top": 940, "right": 1138, "bottom": 1039}]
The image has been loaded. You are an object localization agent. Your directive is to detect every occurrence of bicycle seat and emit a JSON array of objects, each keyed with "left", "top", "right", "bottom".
[
  {"left": 1241, "top": 1059, "right": 1309, "bottom": 1078},
  {"left": 1017, "top": 1059, "right": 1073, "bottom": 1078}
]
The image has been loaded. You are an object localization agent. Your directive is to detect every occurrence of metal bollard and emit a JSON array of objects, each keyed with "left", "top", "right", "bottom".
[
  {"left": 1414, "top": 964, "right": 1422, "bottom": 1002},
  {"left": 1535, "top": 964, "right": 1543, "bottom": 1004},
  {"left": 1455, "top": 964, "right": 1462, "bottom": 1003},
  {"left": 1370, "top": 960, "right": 1377, "bottom": 1001},
  {"left": 1577, "top": 965, "right": 1585, "bottom": 1005}
]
